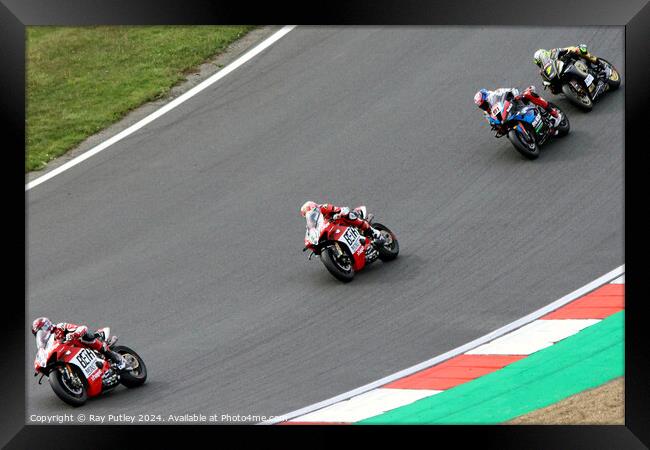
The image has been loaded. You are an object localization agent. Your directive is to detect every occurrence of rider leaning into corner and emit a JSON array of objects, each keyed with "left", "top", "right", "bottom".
[
  {"left": 300, "top": 201, "right": 385, "bottom": 245},
  {"left": 474, "top": 85, "right": 563, "bottom": 131},
  {"left": 32, "top": 317, "right": 130, "bottom": 371},
  {"left": 533, "top": 44, "right": 603, "bottom": 72}
]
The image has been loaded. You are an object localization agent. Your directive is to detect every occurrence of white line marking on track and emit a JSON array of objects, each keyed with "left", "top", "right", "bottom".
[
  {"left": 261, "top": 265, "right": 624, "bottom": 424},
  {"left": 25, "top": 25, "right": 297, "bottom": 192},
  {"left": 288, "top": 388, "right": 441, "bottom": 423},
  {"left": 610, "top": 275, "right": 625, "bottom": 284},
  {"left": 466, "top": 319, "right": 599, "bottom": 355}
]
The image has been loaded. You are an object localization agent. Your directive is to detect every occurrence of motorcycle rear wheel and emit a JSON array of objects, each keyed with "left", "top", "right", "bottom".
[
  {"left": 562, "top": 82, "right": 593, "bottom": 111},
  {"left": 372, "top": 223, "right": 399, "bottom": 262},
  {"left": 49, "top": 366, "right": 88, "bottom": 406},
  {"left": 321, "top": 244, "right": 355, "bottom": 282},
  {"left": 113, "top": 345, "right": 147, "bottom": 388},
  {"left": 508, "top": 123, "right": 540, "bottom": 160}
]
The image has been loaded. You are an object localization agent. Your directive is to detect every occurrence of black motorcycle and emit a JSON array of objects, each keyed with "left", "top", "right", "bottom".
[{"left": 539, "top": 54, "right": 621, "bottom": 111}]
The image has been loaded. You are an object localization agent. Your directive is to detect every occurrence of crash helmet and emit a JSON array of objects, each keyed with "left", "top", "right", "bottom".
[
  {"left": 300, "top": 201, "right": 318, "bottom": 217},
  {"left": 474, "top": 89, "right": 489, "bottom": 111},
  {"left": 533, "top": 49, "right": 548, "bottom": 66},
  {"left": 32, "top": 317, "right": 53, "bottom": 335},
  {"left": 577, "top": 44, "right": 588, "bottom": 55}
]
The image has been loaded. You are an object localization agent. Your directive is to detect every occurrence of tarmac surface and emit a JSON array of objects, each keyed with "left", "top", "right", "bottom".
[{"left": 27, "top": 26, "right": 623, "bottom": 422}]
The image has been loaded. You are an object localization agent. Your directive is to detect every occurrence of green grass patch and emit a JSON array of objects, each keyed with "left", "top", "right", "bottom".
[{"left": 26, "top": 25, "right": 254, "bottom": 172}]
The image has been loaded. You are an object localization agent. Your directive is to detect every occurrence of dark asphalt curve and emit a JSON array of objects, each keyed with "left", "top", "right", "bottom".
[{"left": 27, "top": 27, "right": 623, "bottom": 422}]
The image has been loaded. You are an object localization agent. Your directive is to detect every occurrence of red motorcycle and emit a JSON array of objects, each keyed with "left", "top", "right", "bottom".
[
  {"left": 33, "top": 327, "right": 147, "bottom": 406},
  {"left": 303, "top": 206, "right": 399, "bottom": 282}
]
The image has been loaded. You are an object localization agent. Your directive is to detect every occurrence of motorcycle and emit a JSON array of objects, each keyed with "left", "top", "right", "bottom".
[
  {"left": 486, "top": 91, "right": 570, "bottom": 160},
  {"left": 539, "top": 53, "right": 621, "bottom": 111},
  {"left": 33, "top": 327, "right": 147, "bottom": 406},
  {"left": 302, "top": 206, "right": 399, "bottom": 282}
]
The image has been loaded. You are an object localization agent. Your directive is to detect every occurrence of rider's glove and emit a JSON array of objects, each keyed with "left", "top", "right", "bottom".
[
  {"left": 333, "top": 207, "right": 350, "bottom": 221},
  {"left": 66, "top": 330, "right": 84, "bottom": 342}
]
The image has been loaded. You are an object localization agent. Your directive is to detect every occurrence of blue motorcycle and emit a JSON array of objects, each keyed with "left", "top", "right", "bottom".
[{"left": 486, "top": 92, "right": 570, "bottom": 160}]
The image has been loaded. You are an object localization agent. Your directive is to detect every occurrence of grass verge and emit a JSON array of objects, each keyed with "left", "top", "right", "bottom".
[{"left": 27, "top": 25, "right": 254, "bottom": 172}]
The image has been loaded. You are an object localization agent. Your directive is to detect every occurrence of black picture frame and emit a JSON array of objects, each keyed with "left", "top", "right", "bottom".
[{"left": 3, "top": 0, "right": 647, "bottom": 447}]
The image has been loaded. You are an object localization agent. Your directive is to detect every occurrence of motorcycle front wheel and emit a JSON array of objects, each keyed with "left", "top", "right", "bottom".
[
  {"left": 562, "top": 82, "right": 593, "bottom": 111},
  {"left": 321, "top": 244, "right": 355, "bottom": 282},
  {"left": 49, "top": 365, "right": 88, "bottom": 406},
  {"left": 508, "top": 123, "right": 540, "bottom": 160}
]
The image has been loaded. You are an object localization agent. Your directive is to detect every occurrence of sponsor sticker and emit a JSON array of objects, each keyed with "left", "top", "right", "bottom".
[
  {"left": 340, "top": 227, "right": 362, "bottom": 253},
  {"left": 72, "top": 348, "right": 99, "bottom": 378}
]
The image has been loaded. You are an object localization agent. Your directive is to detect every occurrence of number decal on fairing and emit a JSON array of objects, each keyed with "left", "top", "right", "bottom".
[
  {"left": 491, "top": 104, "right": 502, "bottom": 116},
  {"left": 584, "top": 74, "right": 594, "bottom": 86},
  {"left": 72, "top": 348, "right": 99, "bottom": 378},
  {"left": 340, "top": 227, "right": 362, "bottom": 253}
]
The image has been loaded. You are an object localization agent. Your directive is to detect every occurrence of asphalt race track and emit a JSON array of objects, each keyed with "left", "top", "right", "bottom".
[{"left": 27, "top": 27, "right": 623, "bottom": 421}]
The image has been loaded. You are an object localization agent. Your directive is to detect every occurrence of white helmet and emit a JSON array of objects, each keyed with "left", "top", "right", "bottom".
[
  {"left": 300, "top": 201, "right": 317, "bottom": 217},
  {"left": 533, "top": 49, "right": 547, "bottom": 66}
]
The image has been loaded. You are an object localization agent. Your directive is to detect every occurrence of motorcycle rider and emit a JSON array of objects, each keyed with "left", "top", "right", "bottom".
[
  {"left": 533, "top": 44, "right": 603, "bottom": 71},
  {"left": 31, "top": 317, "right": 129, "bottom": 371},
  {"left": 300, "top": 201, "right": 385, "bottom": 245},
  {"left": 474, "top": 86, "right": 562, "bottom": 129}
]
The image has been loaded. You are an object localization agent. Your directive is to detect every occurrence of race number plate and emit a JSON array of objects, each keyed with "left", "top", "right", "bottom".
[
  {"left": 584, "top": 73, "right": 594, "bottom": 86},
  {"left": 72, "top": 348, "right": 100, "bottom": 378},
  {"left": 491, "top": 104, "right": 502, "bottom": 116},
  {"left": 340, "top": 227, "right": 362, "bottom": 253}
]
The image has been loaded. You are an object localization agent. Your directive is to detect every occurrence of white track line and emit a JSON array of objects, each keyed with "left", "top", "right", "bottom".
[
  {"left": 466, "top": 319, "right": 599, "bottom": 355},
  {"left": 287, "top": 388, "right": 442, "bottom": 423},
  {"left": 262, "top": 264, "right": 624, "bottom": 424},
  {"left": 25, "top": 25, "right": 297, "bottom": 192}
]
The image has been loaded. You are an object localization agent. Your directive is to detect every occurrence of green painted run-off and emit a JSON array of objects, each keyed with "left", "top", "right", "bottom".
[{"left": 359, "top": 311, "right": 624, "bottom": 424}]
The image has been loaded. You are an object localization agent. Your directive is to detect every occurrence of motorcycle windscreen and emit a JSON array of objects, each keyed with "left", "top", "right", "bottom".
[
  {"left": 543, "top": 60, "right": 557, "bottom": 80},
  {"left": 305, "top": 208, "right": 324, "bottom": 245},
  {"left": 489, "top": 100, "right": 505, "bottom": 124},
  {"left": 35, "top": 329, "right": 53, "bottom": 350},
  {"left": 35, "top": 330, "right": 54, "bottom": 367},
  {"left": 488, "top": 90, "right": 514, "bottom": 122}
]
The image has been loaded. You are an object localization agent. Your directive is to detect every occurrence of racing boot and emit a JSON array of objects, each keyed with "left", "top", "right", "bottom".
[
  {"left": 366, "top": 227, "right": 386, "bottom": 246},
  {"left": 547, "top": 107, "right": 562, "bottom": 130},
  {"left": 102, "top": 347, "right": 129, "bottom": 371}
]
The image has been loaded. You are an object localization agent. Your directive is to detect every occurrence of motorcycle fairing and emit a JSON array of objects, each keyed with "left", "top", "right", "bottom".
[
  {"left": 326, "top": 223, "right": 368, "bottom": 271},
  {"left": 304, "top": 208, "right": 325, "bottom": 247},
  {"left": 34, "top": 333, "right": 107, "bottom": 397},
  {"left": 68, "top": 347, "right": 101, "bottom": 379}
]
